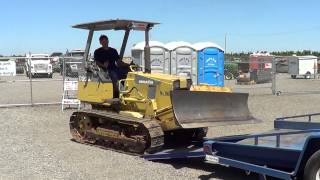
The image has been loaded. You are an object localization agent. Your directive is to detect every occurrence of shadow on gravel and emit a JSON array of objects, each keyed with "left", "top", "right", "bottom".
[{"left": 153, "top": 158, "right": 259, "bottom": 180}]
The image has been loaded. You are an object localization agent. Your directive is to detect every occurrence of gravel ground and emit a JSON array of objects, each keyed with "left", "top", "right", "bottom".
[{"left": 1, "top": 74, "right": 320, "bottom": 180}]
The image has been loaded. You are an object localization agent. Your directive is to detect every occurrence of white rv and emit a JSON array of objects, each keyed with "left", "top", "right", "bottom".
[
  {"left": 288, "top": 55, "right": 318, "bottom": 79},
  {"left": 26, "top": 53, "right": 53, "bottom": 78}
]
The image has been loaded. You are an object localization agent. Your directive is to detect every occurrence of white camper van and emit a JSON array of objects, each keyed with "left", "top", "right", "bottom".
[
  {"left": 26, "top": 53, "right": 53, "bottom": 78},
  {"left": 288, "top": 55, "right": 318, "bottom": 79}
]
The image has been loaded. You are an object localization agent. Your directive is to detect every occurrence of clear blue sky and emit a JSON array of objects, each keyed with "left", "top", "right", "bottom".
[{"left": 1, "top": 0, "right": 319, "bottom": 55}]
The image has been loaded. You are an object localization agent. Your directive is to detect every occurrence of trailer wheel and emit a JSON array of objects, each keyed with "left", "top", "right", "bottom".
[
  {"left": 224, "top": 72, "right": 233, "bottom": 80},
  {"left": 304, "top": 72, "right": 311, "bottom": 79},
  {"left": 276, "top": 91, "right": 282, "bottom": 96},
  {"left": 304, "top": 150, "right": 320, "bottom": 180},
  {"left": 291, "top": 75, "right": 297, "bottom": 79}
]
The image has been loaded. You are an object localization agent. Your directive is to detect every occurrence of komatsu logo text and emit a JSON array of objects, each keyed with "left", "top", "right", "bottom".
[{"left": 138, "top": 79, "right": 154, "bottom": 85}]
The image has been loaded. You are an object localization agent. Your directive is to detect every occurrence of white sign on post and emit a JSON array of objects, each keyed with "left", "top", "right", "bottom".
[
  {"left": 62, "top": 80, "right": 80, "bottom": 109},
  {"left": 63, "top": 81, "right": 78, "bottom": 91},
  {"left": 0, "top": 61, "right": 16, "bottom": 76},
  {"left": 62, "top": 98, "right": 80, "bottom": 105}
]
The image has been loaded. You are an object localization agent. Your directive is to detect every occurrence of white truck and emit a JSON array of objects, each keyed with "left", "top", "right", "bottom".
[
  {"left": 288, "top": 55, "right": 318, "bottom": 79},
  {"left": 26, "top": 53, "right": 53, "bottom": 78},
  {"left": 62, "top": 49, "right": 85, "bottom": 77}
]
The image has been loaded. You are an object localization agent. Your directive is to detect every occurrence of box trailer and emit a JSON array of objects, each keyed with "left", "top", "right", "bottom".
[
  {"left": 249, "top": 53, "right": 273, "bottom": 83},
  {"left": 288, "top": 56, "right": 318, "bottom": 79}
]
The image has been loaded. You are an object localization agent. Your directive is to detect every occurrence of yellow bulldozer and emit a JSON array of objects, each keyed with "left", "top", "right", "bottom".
[{"left": 69, "top": 19, "right": 258, "bottom": 154}]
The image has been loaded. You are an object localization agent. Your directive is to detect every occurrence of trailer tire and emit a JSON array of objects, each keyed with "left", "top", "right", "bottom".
[
  {"left": 304, "top": 72, "right": 311, "bottom": 79},
  {"left": 304, "top": 150, "right": 320, "bottom": 180},
  {"left": 224, "top": 72, "right": 233, "bottom": 80},
  {"left": 291, "top": 75, "right": 297, "bottom": 79}
]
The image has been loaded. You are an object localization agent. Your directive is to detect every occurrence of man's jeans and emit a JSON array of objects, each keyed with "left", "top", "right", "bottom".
[{"left": 106, "top": 69, "right": 119, "bottom": 98}]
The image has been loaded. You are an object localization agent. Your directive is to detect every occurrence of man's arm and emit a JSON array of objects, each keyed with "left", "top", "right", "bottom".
[
  {"left": 116, "top": 59, "right": 129, "bottom": 67},
  {"left": 113, "top": 49, "right": 129, "bottom": 67}
]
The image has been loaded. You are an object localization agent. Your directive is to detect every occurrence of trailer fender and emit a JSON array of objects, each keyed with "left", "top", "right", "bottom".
[
  {"left": 295, "top": 136, "right": 320, "bottom": 177},
  {"left": 303, "top": 149, "right": 320, "bottom": 180}
]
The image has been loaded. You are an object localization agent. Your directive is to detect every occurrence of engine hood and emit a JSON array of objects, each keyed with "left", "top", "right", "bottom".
[{"left": 30, "top": 60, "right": 51, "bottom": 65}]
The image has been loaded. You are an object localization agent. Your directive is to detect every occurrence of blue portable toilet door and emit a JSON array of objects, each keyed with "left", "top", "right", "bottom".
[{"left": 197, "top": 48, "right": 224, "bottom": 86}]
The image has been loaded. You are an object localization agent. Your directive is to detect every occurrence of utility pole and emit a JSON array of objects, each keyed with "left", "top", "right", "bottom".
[{"left": 224, "top": 33, "right": 227, "bottom": 54}]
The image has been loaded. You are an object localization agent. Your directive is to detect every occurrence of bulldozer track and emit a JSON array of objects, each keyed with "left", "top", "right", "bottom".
[
  {"left": 69, "top": 110, "right": 164, "bottom": 155},
  {"left": 70, "top": 139, "right": 142, "bottom": 156}
]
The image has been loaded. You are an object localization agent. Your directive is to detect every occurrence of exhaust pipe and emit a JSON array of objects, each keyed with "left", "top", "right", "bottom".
[{"left": 144, "top": 25, "right": 151, "bottom": 73}]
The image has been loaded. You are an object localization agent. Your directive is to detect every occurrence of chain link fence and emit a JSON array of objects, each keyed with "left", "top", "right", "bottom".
[
  {"left": 272, "top": 56, "right": 320, "bottom": 96},
  {"left": 224, "top": 56, "right": 320, "bottom": 96},
  {"left": 0, "top": 55, "right": 319, "bottom": 108},
  {"left": 224, "top": 60, "right": 273, "bottom": 95},
  {"left": 0, "top": 56, "right": 84, "bottom": 108},
  {"left": 61, "top": 57, "right": 83, "bottom": 110}
]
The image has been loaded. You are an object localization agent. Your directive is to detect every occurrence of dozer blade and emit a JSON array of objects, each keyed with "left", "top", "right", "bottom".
[{"left": 171, "top": 90, "right": 260, "bottom": 128}]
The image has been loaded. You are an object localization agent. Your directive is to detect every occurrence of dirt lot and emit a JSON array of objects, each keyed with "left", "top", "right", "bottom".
[{"left": 1, "top": 74, "right": 320, "bottom": 179}]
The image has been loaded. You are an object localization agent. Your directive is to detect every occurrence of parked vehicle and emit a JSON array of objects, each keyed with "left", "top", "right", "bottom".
[
  {"left": 25, "top": 53, "right": 53, "bottom": 78},
  {"left": 249, "top": 52, "right": 273, "bottom": 83},
  {"left": 288, "top": 55, "right": 318, "bottom": 79},
  {"left": 50, "top": 52, "right": 63, "bottom": 73},
  {"left": 15, "top": 57, "right": 26, "bottom": 74},
  {"left": 224, "top": 63, "right": 238, "bottom": 80},
  {"left": 276, "top": 57, "right": 289, "bottom": 73},
  {"left": 61, "top": 49, "right": 84, "bottom": 77},
  {"left": 236, "top": 62, "right": 251, "bottom": 82}
]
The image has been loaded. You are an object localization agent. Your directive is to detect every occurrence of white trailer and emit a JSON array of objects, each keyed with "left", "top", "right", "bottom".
[{"left": 288, "top": 55, "right": 318, "bottom": 79}]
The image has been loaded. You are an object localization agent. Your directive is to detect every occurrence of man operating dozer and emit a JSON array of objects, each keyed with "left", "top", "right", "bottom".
[{"left": 94, "top": 35, "right": 129, "bottom": 98}]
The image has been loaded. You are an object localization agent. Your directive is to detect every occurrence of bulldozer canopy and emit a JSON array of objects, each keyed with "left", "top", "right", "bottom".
[
  {"left": 72, "top": 19, "right": 159, "bottom": 31},
  {"left": 171, "top": 90, "right": 260, "bottom": 128}
]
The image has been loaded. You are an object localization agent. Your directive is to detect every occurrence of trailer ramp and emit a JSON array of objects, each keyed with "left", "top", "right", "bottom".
[{"left": 143, "top": 140, "right": 205, "bottom": 160}]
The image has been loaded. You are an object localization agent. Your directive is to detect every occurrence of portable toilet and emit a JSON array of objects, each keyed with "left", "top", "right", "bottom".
[
  {"left": 165, "top": 41, "right": 197, "bottom": 83},
  {"left": 131, "top": 41, "right": 169, "bottom": 74},
  {"left": 193, "top": 42, "right": 224, "bottom": 87}
]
